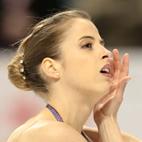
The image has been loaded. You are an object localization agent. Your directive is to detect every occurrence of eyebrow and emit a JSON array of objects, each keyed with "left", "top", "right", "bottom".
[
  {"left": 79, "top": 36, "right": 95, "bottom": 41},
  {"left": 78, "top": 36, "right": 105, "bottom": 45}
]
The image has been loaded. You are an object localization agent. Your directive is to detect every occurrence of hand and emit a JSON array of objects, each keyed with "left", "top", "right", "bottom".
[{"left": 93, "top": 49, "right": 131, "bottom": 125}]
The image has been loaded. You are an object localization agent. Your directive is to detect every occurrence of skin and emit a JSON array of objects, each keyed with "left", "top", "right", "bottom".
[
  {"left": 42, "top": 18, "right": 138, "bottom": 141},
  {"left": 42, "top": 18, "right": 113, "bottom": 133},
  {"left": 8, "top": 18, "right": 141, "bottom": 142}
]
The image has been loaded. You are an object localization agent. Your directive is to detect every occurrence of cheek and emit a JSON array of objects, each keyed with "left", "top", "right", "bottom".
[
  {"left": 65, "top": 55, "right": 90, "bottom": 75},
  {"left": 62, "top": 55, "right": 98, "bottom": 88},
  {"left": 62, "top": 56, "right": 111, "bottom": 97}
]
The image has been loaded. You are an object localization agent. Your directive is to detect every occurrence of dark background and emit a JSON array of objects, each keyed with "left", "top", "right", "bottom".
[{"left": 0, "top": 0, "right": 142, "bottom": 48}]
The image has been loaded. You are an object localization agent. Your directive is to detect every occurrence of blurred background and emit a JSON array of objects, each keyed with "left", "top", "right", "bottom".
[{"left": 0, "top": 0, "right": 142, "bottom": 141}]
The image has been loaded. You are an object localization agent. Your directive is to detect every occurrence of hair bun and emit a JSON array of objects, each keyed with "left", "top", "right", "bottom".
[{"left": 7, "top": 53, "right": 31, "bottom": 91}]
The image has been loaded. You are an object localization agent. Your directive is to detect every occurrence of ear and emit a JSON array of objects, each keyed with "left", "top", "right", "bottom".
[{"left": 41, "top": 58, "right": 60, "bottom": 79}]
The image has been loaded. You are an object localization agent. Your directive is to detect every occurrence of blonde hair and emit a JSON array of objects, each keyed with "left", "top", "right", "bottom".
[{"left": 7, "top": 10, "right": 91, "bottom": 99}]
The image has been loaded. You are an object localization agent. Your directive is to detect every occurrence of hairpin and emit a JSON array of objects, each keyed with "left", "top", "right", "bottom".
[
  {"left": 20, "top": 60, "right": 24, "bottom": 64},
  {"left": 20, "top": 68, "right": 24, "bottom": 73},
  {"left": 21, "top": 53, "right": 24, "bottom": 57},
  {"left": 22, "top": 76, "right": 26, "bottom": 80}
]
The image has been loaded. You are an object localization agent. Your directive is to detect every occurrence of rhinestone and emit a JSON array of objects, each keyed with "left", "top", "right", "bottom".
[
  {"left": 21, "top": 53, "right": 24, "bottom": 56},
  {"left": 22, "top": 76, "right": 26, "bottom": 80},
  {"left": 20, "top": 60, "right": 23, "bottom": 64},
  {"left": 20, "top": 68, "right": 24, "bottom": 73}
]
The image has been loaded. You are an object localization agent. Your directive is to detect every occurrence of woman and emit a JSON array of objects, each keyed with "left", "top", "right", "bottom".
[{"left": 7, "top": 10, "right": 141, "bottom": 142}]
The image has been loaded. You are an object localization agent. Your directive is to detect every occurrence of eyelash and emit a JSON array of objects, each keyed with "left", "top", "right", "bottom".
[{"left": 82, "top": 43, "right": 92, "bottom": 49}]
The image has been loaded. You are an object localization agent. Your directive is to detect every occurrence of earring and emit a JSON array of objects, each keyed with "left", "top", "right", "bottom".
[{"left": 56, "top": 72, "right": 59, "bottom": 76}]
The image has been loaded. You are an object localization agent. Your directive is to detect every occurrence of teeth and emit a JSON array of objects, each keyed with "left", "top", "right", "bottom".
[{"left": 101, "top": 68, "right": 110, "bottom": 73}]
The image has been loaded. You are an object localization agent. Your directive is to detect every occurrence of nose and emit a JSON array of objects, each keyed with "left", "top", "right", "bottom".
[{"left": 102, "top": 49, "right": 112, "bottom": 59}]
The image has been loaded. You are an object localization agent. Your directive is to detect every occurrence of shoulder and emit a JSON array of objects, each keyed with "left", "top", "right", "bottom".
[{"left": 18, "top": 120, "right": 87, "bottom": 142}]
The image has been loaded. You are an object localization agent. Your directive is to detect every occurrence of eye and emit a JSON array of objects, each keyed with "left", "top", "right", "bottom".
[{"left": 82, "top": 43, "right": 92, "bottom": 49}]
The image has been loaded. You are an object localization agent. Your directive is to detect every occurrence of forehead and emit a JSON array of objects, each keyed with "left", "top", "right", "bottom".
[{"left": 65, "top": 18, "right": 101, "bottom": 40}]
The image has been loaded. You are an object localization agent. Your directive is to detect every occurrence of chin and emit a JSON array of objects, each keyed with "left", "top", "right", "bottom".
[
  {"left": 104, "top": 86, "right": 110, "bottom": 94},
  {"left": 97, "top": 85, "right": 110, "bottom": 97},
  {"left": 96, "top": 88, "right": 110, "bottom": 102},
  {"left": 102, "top": 82, "right": 111, "bottom": 93}
]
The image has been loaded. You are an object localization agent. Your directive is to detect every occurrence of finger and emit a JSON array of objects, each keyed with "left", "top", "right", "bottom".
[
  {"left": 94, "top": 94, "right": 112, "bottom": 111},
  {"left": 94, "top": 86, "right": 117, "bottom": 108},
  {"left": 113, "top": 49, "right": 121, "bottom": 81},
  {"left": 109, "top": 58, "right": 114, "bottom": 79},
  {"left": 109, "top": 58, "right": 117, "bottom": 93},
  {"left": 119, "top": 53, "right": 129, "bottom": 80},
  {"left": 115, "top": 76, "right": 131, "bottom": 102},
  {"left": 109, "top": 81, "right": 118, "bottom": 93},
  {"left": 101, "top": 77, "right": 131, "bottom": 116}
]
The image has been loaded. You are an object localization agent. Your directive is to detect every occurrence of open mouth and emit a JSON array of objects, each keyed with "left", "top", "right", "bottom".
[
  {"left": 100, "top": 64, "right": 111, "bottom": 77},
  {"left": 100, "top": 68, "right": 110, "bottom": 74}
]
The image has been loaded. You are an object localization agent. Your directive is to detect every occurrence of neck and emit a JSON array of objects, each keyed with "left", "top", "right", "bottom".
[{"left": 47, "top": 85, "right": 98, "bottom": 133}]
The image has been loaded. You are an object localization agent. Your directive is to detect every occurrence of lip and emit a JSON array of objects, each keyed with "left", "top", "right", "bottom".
[{"left": 100, "top": 64, "right": 112, "bottom": 78}]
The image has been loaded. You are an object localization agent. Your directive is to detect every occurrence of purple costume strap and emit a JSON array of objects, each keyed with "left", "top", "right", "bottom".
[
  {"left": 46, "top": 104, "right": 63, "bottom": 122},
  {"left": 46, "top": 104, "right": 90, "bottom": 142}
]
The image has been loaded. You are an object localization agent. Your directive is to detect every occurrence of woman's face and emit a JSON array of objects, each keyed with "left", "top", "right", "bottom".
[{"left": 60, "top": 18, "right": 112, "bottom": 98}]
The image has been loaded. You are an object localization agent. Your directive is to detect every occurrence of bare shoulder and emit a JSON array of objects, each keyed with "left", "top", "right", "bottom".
[{"left": 19, "top": 120, "right": 87, "bottom": 142}]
